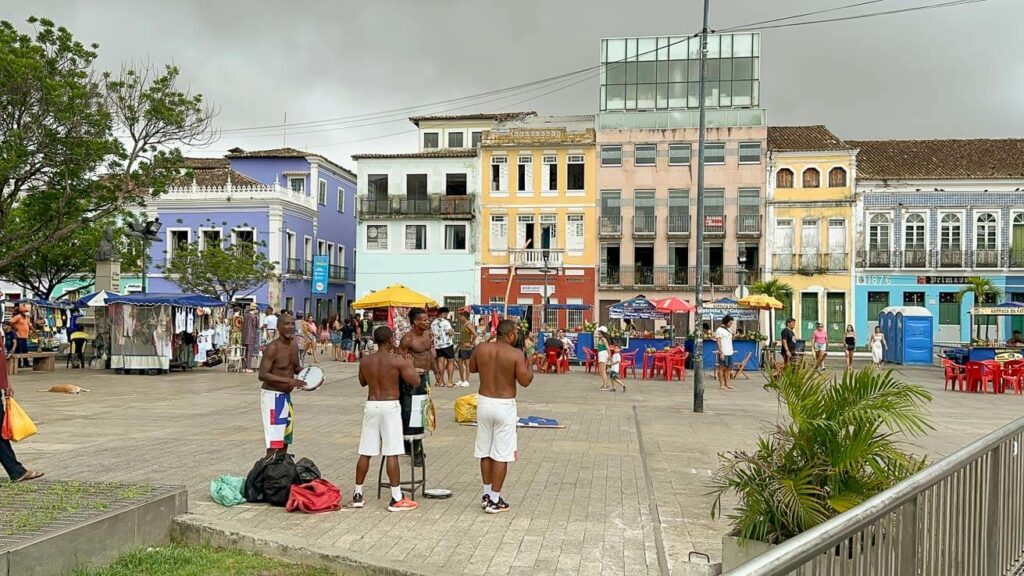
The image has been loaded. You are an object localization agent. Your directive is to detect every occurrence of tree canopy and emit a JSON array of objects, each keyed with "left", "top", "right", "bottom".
[
  {"left": 159, "top": 242, "right": 278, "bottom": 303},
  {"left": 0, "top": 16, "right": 214, "bottom": 273}
]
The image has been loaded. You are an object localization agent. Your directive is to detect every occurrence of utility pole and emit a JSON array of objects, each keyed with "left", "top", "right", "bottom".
[{"left": 693, "top": 0, "right": 711, "bottom": 414}]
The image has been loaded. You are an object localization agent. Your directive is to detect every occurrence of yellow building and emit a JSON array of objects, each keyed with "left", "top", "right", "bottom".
[
  {"left": 766, "top": 126, "right": 858, "bottom": 341},
  {"left": 478, "top": 115, "right": 598, "bottom": 330}
]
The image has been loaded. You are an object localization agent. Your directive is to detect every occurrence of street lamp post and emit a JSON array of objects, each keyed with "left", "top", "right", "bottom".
[
  {"left": 126, "top": 218, "right": 162, "bottom": 293},
  {"left": 540, "top": 251, "right": 555, "bottom": 332},
  {"left": 738, "top": 246, "right": 748, "bottom": 332}
]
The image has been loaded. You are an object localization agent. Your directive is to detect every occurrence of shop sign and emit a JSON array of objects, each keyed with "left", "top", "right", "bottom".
[{"left": 916, "top": 276, "right": 967, "bottom": 285}]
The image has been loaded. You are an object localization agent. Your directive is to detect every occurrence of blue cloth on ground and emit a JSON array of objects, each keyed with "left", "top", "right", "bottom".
[{"left": 518, "top": 416, "right": 559, "bottom": 427}]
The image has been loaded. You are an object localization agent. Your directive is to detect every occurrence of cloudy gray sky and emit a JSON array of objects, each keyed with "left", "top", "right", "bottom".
[{"left": 2, "top": 0, "right": 1022, "bottom": 167}]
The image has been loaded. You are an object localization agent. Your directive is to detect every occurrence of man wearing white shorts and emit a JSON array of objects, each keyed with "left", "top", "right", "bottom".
[
  {"left": 352, "top": 326, "right": 421, "bottom": 512},
  {"left": 469, "top": 319, "right": 533, "bottom": 514}
]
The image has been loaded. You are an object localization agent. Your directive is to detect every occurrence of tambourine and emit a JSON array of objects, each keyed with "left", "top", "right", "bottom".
[{"left": 296, "top": 366, "right": 325, "bottom": 391}]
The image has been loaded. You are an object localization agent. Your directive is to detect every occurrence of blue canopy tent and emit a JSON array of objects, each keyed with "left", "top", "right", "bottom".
[{"left": 107, "top": 293, "right": 226, "bottom": 373}]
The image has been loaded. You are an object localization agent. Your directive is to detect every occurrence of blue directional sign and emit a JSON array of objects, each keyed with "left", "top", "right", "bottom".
[{"left": 312, "top": 255, "right": 329, "bottom": 295}]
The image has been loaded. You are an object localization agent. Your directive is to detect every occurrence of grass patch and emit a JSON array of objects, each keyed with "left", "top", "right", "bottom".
[
  {"left": 0, "top": 481, "right": 153, "bottom": 536},
  {"left": 74, "top": 545, "right": 336, "bottom": 576}
]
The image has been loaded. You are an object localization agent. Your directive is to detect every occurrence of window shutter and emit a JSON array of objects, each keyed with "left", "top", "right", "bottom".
[
  {"left": 500, "top": 164, "right": 509, "bottom": 191},
  {"left": 567, "top": 216, "right": 584, "bottom": 254},
  {"left": 516, "top": 218, "right": 527, "bottom": 249},
  {"left": 524, "top": 162, "right": 533, "bottom": 191},
  {"left": 490, "top": 217, "right": 507, "bottom": 252}
]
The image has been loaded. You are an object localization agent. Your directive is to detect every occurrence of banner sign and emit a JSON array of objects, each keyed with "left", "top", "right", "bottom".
[{"left": 312, "top": 255, "right": 330, "bottom": 295}]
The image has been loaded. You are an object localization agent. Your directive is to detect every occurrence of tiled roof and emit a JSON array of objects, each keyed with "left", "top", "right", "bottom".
[
  {"left": 768, "top": 126, "right": 852, "bottom": 152},
  {"left": 848, "top": 139, "right": 1024, "bottom": 180},
  {"left": 351, "top": 149, "right": 478, "bottom": 160},
  {"left": 179, "top": 157, "right": 263, "bottom": 187},
  {"left": 408, "top": 112, "right": 536, "bottom": 126},
  {"left": 224, "top": 147, "right": 314, "bottom": 159}
]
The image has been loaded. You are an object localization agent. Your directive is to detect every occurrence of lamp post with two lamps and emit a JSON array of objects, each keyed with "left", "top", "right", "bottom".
[{"left": 125, "top": 218, "right": 162, "bottom": 293}]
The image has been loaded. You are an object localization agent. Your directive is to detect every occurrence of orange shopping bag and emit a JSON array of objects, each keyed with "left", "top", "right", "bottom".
[{"left": 2, "top": 397, "right": 37, "bottom": 442}]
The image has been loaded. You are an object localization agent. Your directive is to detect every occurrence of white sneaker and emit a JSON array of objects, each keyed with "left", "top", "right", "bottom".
[{"left": 458, "top": 381, "right": 470, "bottom": 387}]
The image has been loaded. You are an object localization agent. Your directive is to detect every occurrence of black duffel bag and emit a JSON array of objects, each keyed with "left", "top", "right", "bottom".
[{"left": 244, "top": 453, "right": 298, "bottom": 505}]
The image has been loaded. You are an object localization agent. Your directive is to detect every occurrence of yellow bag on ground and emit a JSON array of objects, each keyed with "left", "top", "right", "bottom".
[
  {"left": 6, "top": 397, "right": 37, "bottom": 442},
  {"left": 454, "top": 394, "right": 477, "bottom": 423}
]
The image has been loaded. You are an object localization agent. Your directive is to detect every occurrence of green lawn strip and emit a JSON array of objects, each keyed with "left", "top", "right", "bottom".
[
  {"left": 74, "top": 545, "right": 335, "bottom": 576},
  {"left": 0, "top": 481, "right": 153, "bottom": 536}
]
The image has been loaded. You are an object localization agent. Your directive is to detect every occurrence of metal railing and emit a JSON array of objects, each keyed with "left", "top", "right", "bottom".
[
  {"left": 736, "top": 213, "right": 761, "bottom": 236},
  {"left": 598, "top": 265, "right": 757, "bottom": 288},
  {"left": 667, "top": 212, "right": 690, "bottom": 236},
  {"left": 1012, "top": 249, "right": 1024, "bottom": 269},
  {"left": 972, "top": 249, "right": 1001, "bottom": 268},
  {"left": 511, "top": 248, "right": 563, "bottom": 268},
  {"left": 774, "top": 253, "right": 848, "bottom": 273},
  {"left": 358, "top": 193, "right": 474, "bottom": 218},
  {"left": 938, "top": 249, "right": 964, "bottom": 268},
  {"left": 599, "top": 215, "right": 622, "bottom": 237},
  {"left": 858, "top": 249, "right": 893, "bottom": 269},
  {"left": 703, "top": 214, "right": 727, "bottom": 236},
  {"left": 727, "top": 416, "right": 1024, "bottom": 576},
  {"left": 633, "top": 214, "right": 657, "bottom": 236},
  {"left": 901, "top": 248, "right": 928, "bottom": 268},
  {"left": 283, "top": 259, "right": 352, "bottom": 281}
]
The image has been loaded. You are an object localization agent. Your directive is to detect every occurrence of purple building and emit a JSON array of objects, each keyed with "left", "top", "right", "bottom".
[{"left": 145, "top": 148, "right": 357, "bottom": 319}]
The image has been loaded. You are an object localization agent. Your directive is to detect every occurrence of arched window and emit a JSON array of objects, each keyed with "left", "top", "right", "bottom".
[
  {"left": 868, "top": 214, "right": 891, "bottom": 251},
  {"left": 802, "top": 167, "right": 820, "bottom": 188},
  {"left": 776, "top": 168, "right": 794, "bottom": 188},
  {"left": 1013, "top": 214, "right": 1024, "bottom": 266},
  {"left": 975, "top": 213, "right": 997, "bottom": 250},
  {"left": 903, "top": 214, "right": 926, "bottom": 250},
  {"left": 828, "top": 167, "right": 847, "bottom": 187},
  {"left": 940, "top": 214, "right": 961, "bottom": 249}
]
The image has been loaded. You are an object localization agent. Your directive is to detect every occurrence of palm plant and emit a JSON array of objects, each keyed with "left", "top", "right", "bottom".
[
  {"left": 957, "top": 276, "right": 1003, "bottom": 341},
  {"left": 710, "top": 365, "right": 932, "bottom": 544},
  {"left": 750, "top": 278, "right": 793, "bottom": 343}
]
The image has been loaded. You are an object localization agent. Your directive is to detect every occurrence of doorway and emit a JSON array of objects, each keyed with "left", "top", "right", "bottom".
[
  {"left": 705, "top": 245, "right": 724, "bottom": 285},
  {"left": 826, "top": 293, "right": 845, "bottom": 341}
]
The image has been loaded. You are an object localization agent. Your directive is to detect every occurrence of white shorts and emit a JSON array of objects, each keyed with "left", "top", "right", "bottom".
[
  {"left": 358, "top": 400, "right": 404, "bottom": 456},
  {"left": 598, "top": 350, "right": 610, "bottom": 363},
  {"left": 474, "top": 395, "right": 518, "bottom": 463},
  {"left": 261, "top": 389, "right": 293, "bottom": 449},
  {"left": 814, "top": 343, "right": 827, "bottom": 352}
]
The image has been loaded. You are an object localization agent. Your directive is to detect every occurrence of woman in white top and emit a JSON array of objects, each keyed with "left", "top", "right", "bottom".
[{"left": 869, "top": 326, "right": 887, "bottom": 367}]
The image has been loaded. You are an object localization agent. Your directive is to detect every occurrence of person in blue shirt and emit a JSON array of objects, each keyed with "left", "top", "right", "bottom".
[{"left": 2, "top": 321, "right": 14, "bottom": 355}]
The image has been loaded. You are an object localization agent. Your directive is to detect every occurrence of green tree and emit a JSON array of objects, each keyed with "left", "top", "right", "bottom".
[
  {"left": 750, "top": 278, "right": 794, "bottom": 342},
  {"left": 957, "top": 276, "right": 1003, "bottom": 341},
  {"left": 159, "top": 242, "right": 278, "bottom": 303},
  {"left": 0, "top": 17, "right": 213, "bottom": 272}
]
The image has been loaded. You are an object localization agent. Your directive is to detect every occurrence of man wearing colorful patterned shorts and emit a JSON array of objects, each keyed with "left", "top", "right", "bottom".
[{"left": 258, "top": 312, "right": 305, "bottom": 454}]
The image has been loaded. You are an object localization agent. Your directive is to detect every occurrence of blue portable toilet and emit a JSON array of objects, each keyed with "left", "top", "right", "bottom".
[
  {"left": 894, "top": 311, "right": 905, "bottom": 364},
  {"left": 879, "top": 307, "right": 897, "bottom": 363},
  {"left": 896, "top": 306, "right": 934, "bottom": 365}
]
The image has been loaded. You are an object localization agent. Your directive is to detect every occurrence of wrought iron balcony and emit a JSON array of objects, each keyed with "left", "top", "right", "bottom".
[
  {"left": 359, "top": 193, "right": 474, "bottom": 219},
  {"left": 598, "top": 265, "right": 757, "bottom": 289},
  {"left": 511, "top": 248, "right": 563, "bottom": 268},
  {"left": 858, "top": 249, "right": 893, "bottom": 269},
  {"left": 736, "top": 213, "right": 761, "bottom": 237},
  {"left": 971, "top": 249, "right": 1000, "bottom": 268},
  {"left": 599, "top": 215, "right": 622, "bottom": 237},
  {"left": 776, "top": 253, "right": 848, "bottom": 274},
  {"left": 283, "top": 259, "right": 353, "bottom": 282},
  {"left": 937, "top": 249, "right": 964, "bottom": 268},
  {"left": 702, "top": 214, "right": 726, "bottom": 236},
  {"left": 667, "top": 212, "right": 690, "bottom": 236},
  {"left": 1011, "top": 249, "right": 1024, "bottom": 269},
  {"left": 633, "top": 214, "right": 657, "bottom": 237},
  {"left": 900, "top": 248, "right": 929, "bottom": 268}
]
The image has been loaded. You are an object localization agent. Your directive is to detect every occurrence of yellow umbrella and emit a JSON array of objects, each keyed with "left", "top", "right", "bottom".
[
  {"left": 738, "top": 294, "right": 784, "bottom": 310},
  {"left": 351, "top": 284, "right": 438, "bottom": 310}
]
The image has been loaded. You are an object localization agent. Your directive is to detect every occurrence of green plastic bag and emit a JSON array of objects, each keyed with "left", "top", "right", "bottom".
[{"left": 210, "top": 475, "right": 245, "bottom": 507}]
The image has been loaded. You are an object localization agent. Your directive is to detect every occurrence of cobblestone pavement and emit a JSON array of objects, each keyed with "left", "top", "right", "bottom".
[{"left": 7, "top": 357, "right": 1021, "bottom": 575}]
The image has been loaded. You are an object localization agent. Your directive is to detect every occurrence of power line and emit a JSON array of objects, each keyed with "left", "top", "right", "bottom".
[
  {"left": 716, "top": 0, "right": 894, "bottom": 32},
  {"left": 725, "top": 0, "right": 991, "bottom": 32}
]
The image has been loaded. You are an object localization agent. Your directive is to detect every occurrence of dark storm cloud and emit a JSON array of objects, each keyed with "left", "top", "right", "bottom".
[{"left": 2, "top": 0, "right": 1021, "bottom": 166}]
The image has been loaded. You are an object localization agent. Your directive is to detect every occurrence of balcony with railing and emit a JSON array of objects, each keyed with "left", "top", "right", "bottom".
[
  {"left": 599, "top": 215, "right": 622, "bottom": 237},
  {"left": 736, "top": 213, "right": 761, "bottom": 237},
  {"left": 900, "top": 248, "right": 929, "bottom": 268},
  {"left": 511, "top": 248, "right": 564, "bottom": 268},
  {"left": 283, "top": 259, "right": 353, "bottom": 282},
  {"left": 971, "top": 248, "right": 1001, "bottom": 268},
  {"left": 776, "top": 253, "right": 848, "bottom": 274},
  {"left": 633, "top": 214, "right": 657, "bottom": 238},
  {"left": 359, "top": 193, "right": 475, "bottom": 219},
  {"left": 1011, "top": 249, "right": 1024, "bottom": 268},
  {"left": 667, "top": 212, "right": 690, "bottom": 237},
  {"left": 599, "top": 265, "right": 757, "bottom": 289},
  {"left": 857, "top": 249, "right": 893, "bottom": 269},
  {"left": 702, "top": 214, "right": 726, "bottom": 236},
  {"left": 937, "top": 249, "right": 964, "bottom": 268}
]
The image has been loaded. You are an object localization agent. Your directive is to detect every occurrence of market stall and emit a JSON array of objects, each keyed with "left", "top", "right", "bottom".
[
  {"left": 689, "top": 298, "right": 762, "bottom": 371},
  {"left": 953, "top": 302, "right": 1024, "bottom": 363},
  {"left": 608, "top": 296, "right": 673, "bottom": 358},
  {"left": 12, "top": 298, "right": 75, "bottom": 352},
  {"left": 106, "top": 293, "right": 225, "bottom": 373},
  {"left": 351, "top": 284, "right": 437, "bottom": 345}
]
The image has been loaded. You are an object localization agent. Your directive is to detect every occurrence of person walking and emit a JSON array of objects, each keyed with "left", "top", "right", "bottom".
[
  {"left": 9, "top": 309, "right": 31, "bottom": 368},
  {"left": 844, "top": 325, "right": 857, "bottom": 370},
  {"left": 812, "top": 323, "right": 828, "bottom": 372},
  {"left": 357, "top": 313, "right": 373, "bottom": 358},
  {"left": 595, "top": 326, "right": 612, "bottom": 391},
  {"left": 456, "top": 311, "right": 475, "bottom": 387},
  {"left": 870, "top": 326, "right": 887, "bottom": 368},
  {"left": 430, "top": 308, "right": 456, "bottom": 387},
  {"left": 780, "top": 318, "right": 797, "bottom": 366},
  {"left": 468, "top": 319, "right": 533, "bottom": 514},
  {"left": 303, "top": 314, "right": 320, "bottom": 364},
  {"left": 0, "top": 347, "right": 44, "bottom": 482},
  {"left": 715, "top": 315, "right": 735, "bottom": 390},
  {"left": 340, "top": 318, "right": 357, "bottom": 362},
  {"left": 328, "top": 315, "right": 343, "bottom": 361}
]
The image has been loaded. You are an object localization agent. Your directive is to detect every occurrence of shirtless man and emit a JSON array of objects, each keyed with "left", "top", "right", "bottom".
[
  {"left": 469, "top": 319, "right": 533, "bottom": 514},
  {"left": 351, "top": 326, "right": 420, "bottom": 512},
  {"left": 257, "top": 313, "right": 306, "bottom": 455},
  {"left": 398, "top": 307, "right": 438, "bottom": 466}
]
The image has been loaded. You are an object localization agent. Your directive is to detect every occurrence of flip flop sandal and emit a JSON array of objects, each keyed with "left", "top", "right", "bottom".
[{"left": 16, "top": 471, "right": 44, "bottom": 483}]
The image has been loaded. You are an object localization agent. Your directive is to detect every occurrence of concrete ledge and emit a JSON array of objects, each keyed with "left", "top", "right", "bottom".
[
  {"left": 1, "top": 487, "right": 186, "bottom": 576},
  {"left": 173, "top": 514, "right": 426, "bottom": 576}
]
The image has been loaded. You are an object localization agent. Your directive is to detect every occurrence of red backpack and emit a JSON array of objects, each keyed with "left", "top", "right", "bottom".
[{"left": 285, "top": 479, "right": 342, "bottom": 513}]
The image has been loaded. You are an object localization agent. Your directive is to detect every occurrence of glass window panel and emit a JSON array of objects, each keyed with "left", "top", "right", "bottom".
[
  {"left": 635, "top": 145, "right": 657, "bottom": 165},
  {"left": 638, "top": 37, "right": 657, "bottom": 61},
  {"left": 733, "top": 33, "right": 752, "bottom": 57},
  {"left": 657, "top": 61, "right": 669, "bottom": 82},
  {"left": 733, "top": 57, "right": 753, "bottom": 80},
  {"left": 751, "top": 81, "right": 759, "bottom": 106},
  {"left": 606, "top": 85, "right": 625, "bottom": 110},
  {"left": 656, "top": 84, "right": 668, "bottom": 109},
  {"left": 706, "top": 59, "right": 720, "bottom": 82},
  {"left": 733, "top": 81, "right": 751, "bottom": 106},
  {"left": 707, "top": 35, "right": 720, "bottom": 58},
  {"left": 638, "top": 62, "right": 657, "bottom": 83},
  {"left": 752, "top": 33, "right": 760, "bottom": 57},
  {"left": 704, "top": 143, "right": 726, "bottom": 164},
  {"left": 720, "top": 58, "right": 732, "bottom": 81},
  {"left": 626, "top": 37, "right": 638, "bottom": 60},
  {"left": 669, "top": 83, "right": 686, "bottom": 108},
  {"left": 599, "top": 86, "right": 606, "bottom": 111},
  {"left": 607, "top": 39, "right": 626, "bottom": 62},
  {"left": 687, "top": 82, "right": 699, "bottom": 107},
  {"left": 601, "top": 39, "right": 607, "bottom": 63},
  {"left": 657, "top": 37, "right": 670, "bottom": 60},
  {"left": 625, "top": 84, "right": 637, "bottom": 109},
  {"left": 607, "top": 62, "right": 626, "bottom": 84},
  {"left": 721, "top": 34, "right": 732, "bottom": 57},
  {"left": 688, "top": 37, "right": 700, "bottom": 59},
  {"left": 705, "top": 83, "right": 719, "bottom": 107},
  {"left": 669, "top": 61, "right": 687, "bottom": 83},
  {"left": 669, "top": 143, "right": 691, "bottom": 164},
  {"left": 689, "top": 60, "right": 700, "bottom": 81},
  {"left": 669, "top": 37, "right": 687, "bottom": 60},
  {"left": 625, "top": 62, "right": 638, "bottom": 84},
  {"left": 637, "top": 84, "right": 656, "bottom": 109},
  {"left": 719, "top": 81, "right": 732, "bottom": 107}
]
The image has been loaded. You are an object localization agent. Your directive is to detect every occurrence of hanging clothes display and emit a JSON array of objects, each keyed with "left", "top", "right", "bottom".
[{"left": 242, "top": 309, "right": 259, "bottom": 370}]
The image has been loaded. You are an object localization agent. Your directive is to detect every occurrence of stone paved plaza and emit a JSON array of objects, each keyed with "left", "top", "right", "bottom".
[{"left": 7, "top": 357, "right": 1022, "bottom": 575}]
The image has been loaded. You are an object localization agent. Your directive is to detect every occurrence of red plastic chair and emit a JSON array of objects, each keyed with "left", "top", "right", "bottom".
[
  {"left": 1001, "top": 360, "right": 1024, "bottom": 395},
  {"left": 667, "top": 350, "right": 688, "bottom": 381},
  {"left": 965, "top": 362, "right": 999, "bottom": 394},
  {"left": 982, "top": 360, "right": 1005, "bottom": 393},
  {"left": 619, "top": 350, "right": 638, "bottom": 379},
  {"left": 583, "top": 347, "right": 597, "bottom": 373},
  {"left": 942, "top": 358, "right": 966, "bottom": 392}
]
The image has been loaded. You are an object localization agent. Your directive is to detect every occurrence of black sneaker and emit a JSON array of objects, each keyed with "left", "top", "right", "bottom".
[
  {"left": 485, "top": 498, "right": 510, "bottom": 514},
  {"left": 481, "top": 494, "right": 491, "bottom": 509},
  {"left": 414, "top": 452, "right": 425, "bottom": 468},
  {"left": 350, "top": 492, "right": 364, "bottom": 508}
]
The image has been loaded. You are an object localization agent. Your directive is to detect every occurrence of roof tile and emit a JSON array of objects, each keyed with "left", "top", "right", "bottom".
[
  {"left": 352, "top": 149, "right": 478, "bottom": 160},
  {"left": 847, "top": 139, "right": 1024, "bottom": 180},
  {"left": 768, "top": 126, "right": 852, "bottom": 152}
]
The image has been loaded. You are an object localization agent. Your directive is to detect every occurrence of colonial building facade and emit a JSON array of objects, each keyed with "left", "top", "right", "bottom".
[
  {"left": 765, "top": 126, "right": 858, "bottom": 341},
  {"left": 850, "top": 139, "right": 1024, "bottom": 341}
]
